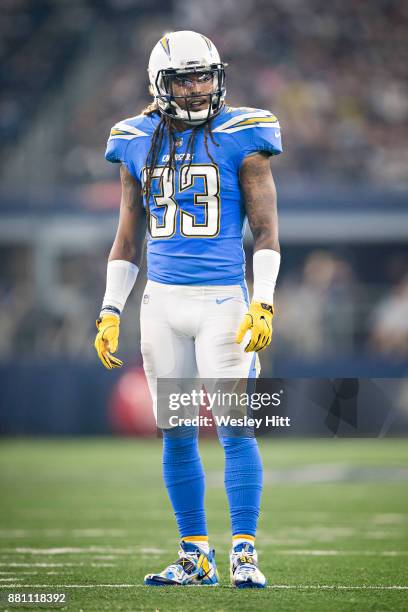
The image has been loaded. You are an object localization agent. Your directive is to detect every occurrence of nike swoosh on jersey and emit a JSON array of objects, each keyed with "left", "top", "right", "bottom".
[{"left": 216, "top": 297, "right": 235, "bottom": 305}]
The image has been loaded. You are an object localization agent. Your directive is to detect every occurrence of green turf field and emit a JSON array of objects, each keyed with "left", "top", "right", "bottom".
[{"left": 0, "top": 438, "right": 407, "bottom": 611}]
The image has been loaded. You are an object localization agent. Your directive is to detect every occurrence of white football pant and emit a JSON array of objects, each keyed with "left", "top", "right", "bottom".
[{"left": 140, "top": 280, "right": 257, "bottom": 420}]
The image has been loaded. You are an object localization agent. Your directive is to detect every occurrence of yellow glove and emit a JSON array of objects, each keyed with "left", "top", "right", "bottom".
[
  {"left": 235, "top": 302, "right": 274, "bottom": 352},
  {"left": 94, "top": 314, "right": 123, "bottom": 370}
]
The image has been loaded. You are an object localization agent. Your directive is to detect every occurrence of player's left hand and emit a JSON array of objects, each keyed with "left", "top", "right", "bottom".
[
  {"left": 94, "top": 314, "right": 123, "bottom": 369},
  {"left": 235, "top": 301, "right": 274, "bottom": 352}
]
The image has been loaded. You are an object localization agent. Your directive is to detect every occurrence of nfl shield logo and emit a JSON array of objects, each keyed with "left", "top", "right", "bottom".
[
  {"left": 143, "top": 294, "right": 150, "bottom": 304},
  {"left": 175, "top": 137, "right": 183, "bottom": 148}
]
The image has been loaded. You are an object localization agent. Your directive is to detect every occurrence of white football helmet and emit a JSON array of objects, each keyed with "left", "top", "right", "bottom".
[{"left": 148, "top": 31, "right": 226, "bottom": 125}]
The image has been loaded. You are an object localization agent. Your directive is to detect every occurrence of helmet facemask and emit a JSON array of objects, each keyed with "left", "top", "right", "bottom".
[{"left": 154, "top": 64, "right": 226, "bottom": 125}]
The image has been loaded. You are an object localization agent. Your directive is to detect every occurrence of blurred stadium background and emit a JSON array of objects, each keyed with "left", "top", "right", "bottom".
[{"left": 0, "top": 0, "right": 407, "bottom": 435}]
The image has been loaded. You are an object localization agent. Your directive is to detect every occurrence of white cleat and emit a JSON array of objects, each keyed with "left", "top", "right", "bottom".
[
  {"left": 144, "top": 540, "right": 219, "bottom": 586},
  {"left": 230, "top": 541, "right": 267, "bottom": 588}
]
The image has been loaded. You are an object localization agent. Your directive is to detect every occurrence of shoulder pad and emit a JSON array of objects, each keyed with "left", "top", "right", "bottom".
[
  {"left": 213, "top": 107, "right": 279, "bottom": 134},
  {"left": 108, "top": 114, "right": 151, "bottom": 141}
]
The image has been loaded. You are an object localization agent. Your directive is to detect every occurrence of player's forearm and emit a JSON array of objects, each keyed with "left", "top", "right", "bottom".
[
  {"left": 250, "top": 218, "right": 281, "bottom": 304},
  {"left": 240, "top": 152, "right": 280, "bottom": 252},
  {"left": 109, "top": 165, "right": 146, "bottom": 264},
  {"left": 108, "top": 217, "right": 146, "bottom": 265},
  {"left": 101, "top": 259, "right": 139, "bottom": 314},
  {"left": 240, "top": 154, "right": 281, "bottom": 303},
  {"left": 251, "top": 221, "right": 280, "bottom": 303},
  {"left": 103, "top": 222, "right": 145, "bottom": 314},
  {"left": 252, "top": 249, "right": 280, "bottom": 304},
  {"left": 102, "top": 218, "right": 145, "bottom": 314},
  {"left": 101, "top": 171, "right": 146, "bottom": 314},
  {"left": 246, "top": 173, "right": 279, "bottom": 253},
  {"left": 252, "top": 226, "right": 280, "bottom": 253}
]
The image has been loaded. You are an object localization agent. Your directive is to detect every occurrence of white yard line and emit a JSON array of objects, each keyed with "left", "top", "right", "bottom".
[
  {"left": 373, "top": 514, "right": 408, "bottom": 524},
  {"left": 7, "top": 548, "right": 406, "bottom": 557},
  {"left": 0, "top": 563, "right": 114, "bottom": 568},
  {"left": 269, "top": 585, "right": 408, "bottom": 590},
  {"left": 139, "top": 548, "right": 168, "bottom": 555},
  {"left": 0, "top": 583, "right": 406, "bottom": 590},
  {"left": 209, "top": 466, "right": 408, "bottom": 485},
  {"left": 0, "top": 572, "right": 38, "bottom": 575},
  {"left": 2, "top": 547, "right": 134, "bottom": 555},
  {"left": 0, "top": 529, "right": 126, "bottom": 538},
  {"left": 276, "top": 550, "right": 408, "bottom": 556}
]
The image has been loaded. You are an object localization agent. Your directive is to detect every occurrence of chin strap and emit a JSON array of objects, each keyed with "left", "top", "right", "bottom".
[
  {"left": 170, "top": 103, "right": 213, "bottom": 125},
  {"left": 159, "top": 97, "right": 224, "bottom": 125}
]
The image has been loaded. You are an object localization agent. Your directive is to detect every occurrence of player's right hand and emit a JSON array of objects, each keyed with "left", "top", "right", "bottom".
[{"left": 94, "top": 314, "right": 123, "bottom": 369}]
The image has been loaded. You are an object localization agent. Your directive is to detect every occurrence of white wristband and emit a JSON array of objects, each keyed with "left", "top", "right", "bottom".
[
  {"left": 252, "top": 249, "right": 281, "bottom": 304},
  {"left": 102, "top": 260, "right": 139, "bottom": 313}
]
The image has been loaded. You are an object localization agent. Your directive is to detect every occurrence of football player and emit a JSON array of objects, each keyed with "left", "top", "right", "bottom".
[{"left": 94, "top": 30, "right": 282, "bottom": 588}]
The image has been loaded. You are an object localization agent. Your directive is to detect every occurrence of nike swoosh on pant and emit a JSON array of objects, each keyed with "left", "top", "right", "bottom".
[{"left": 216, "top": 297, "right": 235, "bottom": 305}]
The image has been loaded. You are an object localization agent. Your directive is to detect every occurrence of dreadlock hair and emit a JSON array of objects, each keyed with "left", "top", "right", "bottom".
[{"left": 142, "top": 102, "right": 220, "bottom": 217}]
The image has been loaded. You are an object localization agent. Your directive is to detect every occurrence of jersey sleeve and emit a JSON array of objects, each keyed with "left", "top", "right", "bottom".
[
  {"left": 105, "top": 119, "right": 149, "bottom": 178},
  {"left": 105, "top": 132, "right": 128, "bottom": 164},
  {"left": 240, "top": 118, "right": 282, "bottom": 159}
]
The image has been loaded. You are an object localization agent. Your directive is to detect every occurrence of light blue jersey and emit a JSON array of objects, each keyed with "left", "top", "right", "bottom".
[{"left": 105, "top": 105, "right": 282, "bottom": 285}]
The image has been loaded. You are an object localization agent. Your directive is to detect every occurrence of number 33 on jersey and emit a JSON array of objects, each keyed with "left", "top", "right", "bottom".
[{"left": 105, "top": 106, "right": 283, "bottom": 286}]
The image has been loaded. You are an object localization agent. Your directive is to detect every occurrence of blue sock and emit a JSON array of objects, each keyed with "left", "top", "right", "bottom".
[
  {"left": 162, "top": 428, "right": 207, "bottom": 539},
  {"left": 220, "top": 435, "right": 263, "bottom": 538}
]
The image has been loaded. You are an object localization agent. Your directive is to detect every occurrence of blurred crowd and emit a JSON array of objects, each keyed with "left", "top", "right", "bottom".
[
  {"left": 275, "top": 250, "right": 408, "bottom": 362},
  {"left": 1, "top": 245, "right": 407, "bottom": 366},
  {"left": 0, "top": 0, "right": 94, "bottom": 147},
  {"left": 1, "top": 0, "right": 407, "bottom": 188}
]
